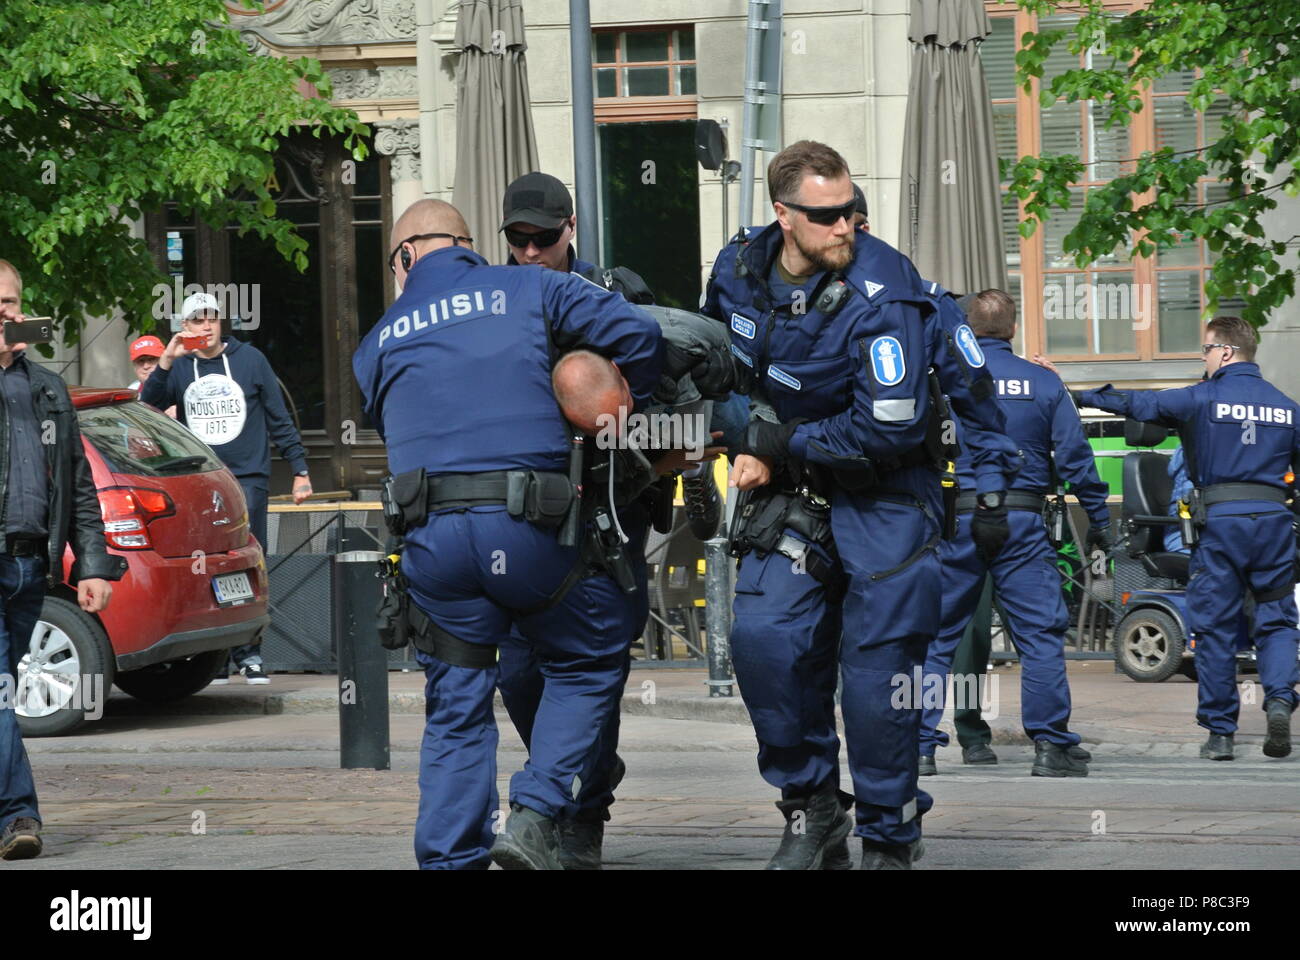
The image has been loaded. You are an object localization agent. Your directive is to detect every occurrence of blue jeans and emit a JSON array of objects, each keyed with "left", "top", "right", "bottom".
[
  {"left": 0, "top": 555, "right": 48, "bottom": 832},
  {"left": 232, "top": 477, "right": 268, "bottom": 668}
]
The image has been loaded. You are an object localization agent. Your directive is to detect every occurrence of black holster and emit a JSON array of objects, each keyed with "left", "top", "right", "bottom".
[{"left": 380, "top": 468, "right": 428, "bottom": 536}]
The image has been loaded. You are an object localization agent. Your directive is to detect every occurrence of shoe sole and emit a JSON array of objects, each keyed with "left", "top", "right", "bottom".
[
  {"left": 1031, "top": 765, "right": 1088, "bottom": 777},
  {"left": 1199, "top": 750, "right": 1234, "bottom": 761},
  {"left": 1263, "top": 710, "right": 1291, "bottom": 758},
  {"left": 0, "top": 835, "right": 42, "bottom": 861},
  {"left": 210, "top": 679, "right": 230, "bottom": 685},
  {"left": 918, "top": 765, "right": 937, "bottom": 778},
  {"left": 490, "top": 838, "right": 562, "bottom": 871},
  {"left": 962, "top": 756, "right": 998, "bottom": 765},
  {"left": 244, "top": 678, "right": 270, "bottom": 685}
]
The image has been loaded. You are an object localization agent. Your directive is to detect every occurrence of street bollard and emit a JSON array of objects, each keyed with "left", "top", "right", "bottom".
[
  {"left": 333, "top": 550, "right": 390, "bottom": 770},
  {"left": 703, "top": 536, "right": 735, "bottom": 697}
]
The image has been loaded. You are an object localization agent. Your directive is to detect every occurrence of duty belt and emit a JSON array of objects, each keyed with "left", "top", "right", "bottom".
[
  {"left": 1200, "top": 483, "right": 1289, "bottom": 507},
  {"left": 955, "top": 491, "right": 1046, "bottom": 514},
  {"left": 425, "top": 471, "right": 512, "bottom": 509}
]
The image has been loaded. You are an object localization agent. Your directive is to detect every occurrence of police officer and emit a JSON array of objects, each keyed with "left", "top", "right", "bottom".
[
  {"left": 702, "top": 141, "right": 1020, "bottom": 870},
  {"left": 1076, "top": 316, "right": 1299, "bottom": 760},
  {"left": 919, "top": 289, "right": 1109, "bottom": 776},
  {"left": 353, "top": 199, "right": 664, "bottom": 870}
]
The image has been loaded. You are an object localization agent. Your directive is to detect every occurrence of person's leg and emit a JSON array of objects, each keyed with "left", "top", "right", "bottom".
[
  {"left": 497, "top": 628, "right": 543, "bottom": 750},
  {"left": 989, "top": 512, "right": 1078, "bottom": 747},
  {"left": 919, "top": 533, "right": 985, "bottom": 758},
  {"left": 730, "top": 538, "right": 842, "bottom": 799},
  {"left": 231, "top": 478, "right": 269, "bottom": 669},
  {"left": 403, "top": 511, "right": 507, "bottom": 870},
  {"left": 1243, "top": 513, "right": 1300, "bottom": 714},
  {"left": 0, "top": 555, "right": 50, "bottom": 836},
  {"left": 952, "top": 574, "right": 996, "bottom": 748},
  {"left": 570, "top": 506, "right": 648, "bottom": 823},
  {"left": 835, "top": 490, "right": 939, "bottom": 855},
  {"left": 412, "top": 651, "right": 500, "bottom": 870},
  {"left": 1185, "top": 516, "right": 1248, "bottom": 738}
]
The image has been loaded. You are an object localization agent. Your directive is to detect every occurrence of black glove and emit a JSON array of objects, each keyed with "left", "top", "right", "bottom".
[
  {"left": 738, "top": 419, "right": 804, "bottom": 460},
  {"left": 1086, "top": 522, "right": 1113, "bottom": 553},
  {"left": 686, "top": 350, "right": 737, "bottom": 399},
  {"left": 969, "top": 495, "right": 1011, "bottom": 561}
]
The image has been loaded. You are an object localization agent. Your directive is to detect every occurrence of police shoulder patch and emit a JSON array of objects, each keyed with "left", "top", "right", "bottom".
[
  {"left": 869, "top": 336, "right": 906, "bottom": 386},
  {"left": 730, "top": 344, "right": 754, "bottom": 367},
  {"left": 954, "top": 324, "right": 986, "bottom": 368},
  {"left": 730, "top": 313, "right": 756, "bottom": 339},
  {"left": 864, "top": 280, "right": 885, "bottom": 298}
]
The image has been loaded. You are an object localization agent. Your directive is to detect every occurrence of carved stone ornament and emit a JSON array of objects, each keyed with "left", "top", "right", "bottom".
[
  {"left": 228, "top": 0, "right": 418, "bottom": 51},
  {"left": 327, "top": 65, "right": 418, "bottom": 101},
  {"left": 374, "top": 118, "right": 421, "bottom": 182}
]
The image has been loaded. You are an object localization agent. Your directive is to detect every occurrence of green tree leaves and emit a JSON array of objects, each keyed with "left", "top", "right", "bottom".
[
  {"left": 1006, "top": 0, "right": 1300, "bottom": 327},
  {"left": 0, "top": 0, "right": 368, "bottom": 343}
]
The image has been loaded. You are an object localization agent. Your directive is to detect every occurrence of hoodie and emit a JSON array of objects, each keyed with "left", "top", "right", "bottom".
[{"left": 140, "top": 336, "right": 307, "bottom": 480}]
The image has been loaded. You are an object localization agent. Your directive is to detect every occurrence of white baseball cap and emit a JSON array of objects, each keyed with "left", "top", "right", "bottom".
[{"left": 180, "top": 292, "right": 223, "bottom": 322}]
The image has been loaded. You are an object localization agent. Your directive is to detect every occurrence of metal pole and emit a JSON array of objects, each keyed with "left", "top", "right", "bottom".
[
  {"left": 738, "top": 0, "right": 768, "bottom": 230},
  {"left": 703, "top": 537, "right": 734, "bottom": 697},
  {"left": 415, "top": 0, "right": 438, "bottom": 198},
  {"left": 334, "top": 550, "right": 390, "bottom": 769},
  {"left": 569, "top": 0, "right": 599, "bottom": 263}
]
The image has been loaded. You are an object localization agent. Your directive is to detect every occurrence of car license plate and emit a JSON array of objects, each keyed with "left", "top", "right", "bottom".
[{"left": 213, "top": 571, "right": 254, "bottom": 606}]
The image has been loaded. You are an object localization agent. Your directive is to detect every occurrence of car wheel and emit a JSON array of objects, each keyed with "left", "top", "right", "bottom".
[
  {"left": 1113, "top": 608, "right": 1185, "bottom": 682},
  {"left": 114, "top": 648, "right": 230, "bottom": 703},
  {"left": 16, "top": 596, "right": 115, "bottom": 738}
]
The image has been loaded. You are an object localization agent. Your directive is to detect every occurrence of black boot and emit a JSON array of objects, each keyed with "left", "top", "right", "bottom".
[
  {"left": 1200, "top": 732, "right": 1235, "bottom": 761},
  {"left": 557, "top": 819, "right": 605, "bottom": 870},
  {"left": 766, "top": 784, "right": 853, "bottom": 871},
  {"left": 683, "top": 468, "right": 722, "bottom": 540},
  {"left": 1263, "top": 699, "right": 1292, "bottom": 758},
  {"left": 1068, "top": 744, "right": 1093, "bottom": 762},
  {"left": 918, "top": 755, "right": 938, "bottom": 777},
  {"left": 1031, "top": 740, "right": 1088, "bottom": 777},
  {"left": 490, "top": 803, "right": 564, "bottom": 870},
  {"left": 860, "top": 837, "right": 925, "bottom": 870},
  {"left": 961, "top": 743, "right": 998, "bottom": 765}
]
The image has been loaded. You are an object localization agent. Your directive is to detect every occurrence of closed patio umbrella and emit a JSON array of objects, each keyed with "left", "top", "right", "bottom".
[
  {"left": 898, "top": 0, "right": 1007, "bottom": 294},
  {"left": 452, "top": 0, "right": 540, "bottom": 266}
]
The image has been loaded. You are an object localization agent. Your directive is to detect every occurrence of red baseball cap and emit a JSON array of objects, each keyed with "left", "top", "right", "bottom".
[{"left": 130, "top": 336, "right": 165, "bottom": 362}]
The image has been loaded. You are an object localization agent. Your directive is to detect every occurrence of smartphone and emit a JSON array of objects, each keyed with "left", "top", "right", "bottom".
[{"left": 3, "top": 317, "right": 54, "bottom": 343}]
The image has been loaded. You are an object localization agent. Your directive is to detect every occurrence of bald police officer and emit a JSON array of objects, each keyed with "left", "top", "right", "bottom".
[{"left": 354, "top": 199, "right": 664, "bottom": 869}]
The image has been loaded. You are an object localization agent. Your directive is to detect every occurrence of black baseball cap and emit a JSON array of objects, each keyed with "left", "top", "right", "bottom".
[
  {"left": 853, "top": 183, "right": 869, "bottom": 219},
  {"left": 500, "top": 172, "right": 574, "bottom": 231}
]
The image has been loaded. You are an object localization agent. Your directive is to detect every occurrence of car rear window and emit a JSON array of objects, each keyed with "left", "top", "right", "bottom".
[{"left": 79, "top": 400, "right": 226, "bottom": 477}]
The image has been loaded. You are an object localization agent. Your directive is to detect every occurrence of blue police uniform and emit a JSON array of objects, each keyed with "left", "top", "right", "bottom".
[
  {"left": 921, "top": 331, "right": 1109, "bottom": 755},
  {"left": 1078, "top": 364, "right": 1300, "bottom": 736},
  {"left": 703, "top": 226, "right": 1018, "bottom": 851},
  {"left": 353, "top": 246, "right": 663, "bottom": 869}
]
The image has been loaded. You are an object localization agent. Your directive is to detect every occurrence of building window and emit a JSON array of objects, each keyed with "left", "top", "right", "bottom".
[
  {"left": 983, "top": 3, "right": 1240, "bottom": 362},
  {"left": 593, "top": 27, "right": 697, "bottom": 123}
]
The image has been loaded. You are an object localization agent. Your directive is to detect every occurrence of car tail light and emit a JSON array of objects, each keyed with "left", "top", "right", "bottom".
[{"left": 99, "top": 486, "right": 176, "bottom": 550}]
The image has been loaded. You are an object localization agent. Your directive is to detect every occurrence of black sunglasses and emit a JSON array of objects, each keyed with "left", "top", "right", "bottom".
[
  {"left": 503, "top": 225, "right": 566, "bottom": 251},
  {"left": 781, "top": 199, "right": 858, "bottom": 226},
  {"left": 388, "top": 233, "right": 474, "bottom": 274}
]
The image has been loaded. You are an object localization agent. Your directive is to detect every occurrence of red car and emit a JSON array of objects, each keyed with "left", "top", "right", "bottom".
[{"left": 15, "top": 388, "right": 269, "bottom": 736}]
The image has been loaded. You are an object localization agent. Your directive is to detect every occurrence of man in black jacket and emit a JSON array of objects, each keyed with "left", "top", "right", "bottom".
[{"left": 0, "top": 259, "right": 126, "bottom": 861}]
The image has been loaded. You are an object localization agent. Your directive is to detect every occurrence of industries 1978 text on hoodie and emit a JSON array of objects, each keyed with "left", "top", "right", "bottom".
[{"left": 140, "top": 336, "right": 307, "bottom": 480}]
